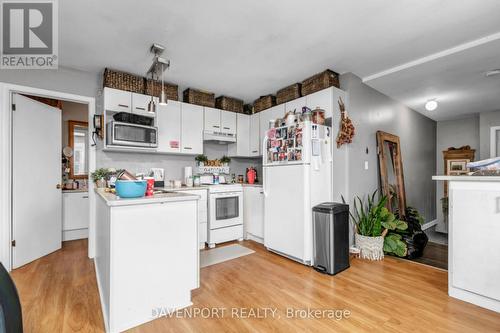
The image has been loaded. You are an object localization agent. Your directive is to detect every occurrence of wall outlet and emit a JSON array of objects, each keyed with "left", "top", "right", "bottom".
[{"left": 364, "top": 161, "right": 369, "bottom": 170}]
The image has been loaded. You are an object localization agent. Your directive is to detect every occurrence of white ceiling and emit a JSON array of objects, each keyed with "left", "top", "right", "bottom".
[
  {"left": 59, "top": 0, "right": 500, "bottom": 115},
  {"left": 363, "top": 36, "right": 500, "bottom": 121}
]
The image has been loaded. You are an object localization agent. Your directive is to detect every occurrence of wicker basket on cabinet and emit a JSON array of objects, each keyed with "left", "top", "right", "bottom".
[
  {"left": 183, "top": 88, "right": 215, "bottom": 107},
  {"left": 215, "top": 96, "right": 244, "bottom": 113},
  {"left": 144, "top": 79, "right": 179, "bottom": 101},
  {"left": 103, "top": 68, "right": 145, "bottom": 93},
  {"left": 301, "top": 69, "right": 340, "bottom": 96},
  {"left": 276, "top": 83, "right": 301, "bottom": 105},
  {"left": 253, "top": 95, "right": 276, "bottom": 113}
]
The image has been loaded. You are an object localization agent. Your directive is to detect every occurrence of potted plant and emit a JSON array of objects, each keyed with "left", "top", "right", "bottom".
[
  {"left": 91, "top": 168, "right": 111, "bottom": 188},
  {"left": 220, "top": 155, "right": 231, "bottom": 167},
  {"left": 195, "top": 154, "right": 208, "bottom": 167},
  {"left": 349, "top": 191, "right": 408, "bottom": 260}
]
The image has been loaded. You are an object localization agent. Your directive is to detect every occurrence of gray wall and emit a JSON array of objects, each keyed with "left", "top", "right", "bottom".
[
  {"left": 479, "top": 110, "right": 500, "bottom": 159},
  {"left": 340, "top": 73, "right": 437, "bottom": 222},
  {"left": 435, "top": 116, "right": 479, "bottom": 232},
  {"left": 0, "top": 67, "right": 99, "bottom": 98}
]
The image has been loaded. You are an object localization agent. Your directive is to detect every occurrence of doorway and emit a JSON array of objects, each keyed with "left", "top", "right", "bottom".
[
  {"left": 11, "top": 95, "right": 91, "bottom": 269},
  {"left": 0, "top": 83, "right": 96, "bottom": 272}
]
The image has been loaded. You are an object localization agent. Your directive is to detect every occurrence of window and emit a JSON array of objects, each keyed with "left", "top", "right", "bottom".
[{"left": 490, "top": 126, "right": 500, "bottom": 158}]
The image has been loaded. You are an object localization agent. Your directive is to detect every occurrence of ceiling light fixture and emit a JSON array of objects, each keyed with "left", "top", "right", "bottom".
[
  {"left": 147, "top": 43, "right": 170, "bottom": 107},
  {"left": 485, "top": 69, "right": 500, "bottom": 77},
  {"left": 425, "top": 99, "right": 438, "bottom": 111},
  {"left": 147, "top": 70, "right": 156, "bottom": 114}
]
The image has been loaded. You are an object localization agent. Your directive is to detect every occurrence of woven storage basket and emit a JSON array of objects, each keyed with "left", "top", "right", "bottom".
[
  {"left": 215, "top": 96, "right": 244, "bottom": 113},
  {"left": 103, "top": 68, "right": 145, "bottom": 93},
  {"left": 276, "top": 83, "right": 301, "bottom": 105},
  {"left": 301, "top": 69, "right": 340, "bottom": 96},
  {"left": 183, "top": 88, "right": 215, "bottom": 107},
  {"left": 355, "top": 234, "right": 384, "bottom": 261},
  {"left": 253, "top": 95, "right": 276, "bottom": 113},
  {"left": 144, "top": 79, "right": 179, "bottom": 101}
]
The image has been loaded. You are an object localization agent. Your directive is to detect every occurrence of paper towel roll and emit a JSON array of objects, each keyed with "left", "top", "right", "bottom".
[{"left": 184, "top": 166, "right": 193, "bottom": 184}]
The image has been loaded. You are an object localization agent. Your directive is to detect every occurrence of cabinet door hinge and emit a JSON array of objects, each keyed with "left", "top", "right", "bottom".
[
  {"left": 11, "top": 240, "right": 16, "bottom": 247},
  {"left": 12, "top": 103, "right": 16, "bottom": 111}
]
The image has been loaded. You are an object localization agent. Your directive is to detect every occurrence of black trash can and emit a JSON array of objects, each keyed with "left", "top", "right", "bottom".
[{"left": 312, "top": 202, "right": 350, "bottom": 275}]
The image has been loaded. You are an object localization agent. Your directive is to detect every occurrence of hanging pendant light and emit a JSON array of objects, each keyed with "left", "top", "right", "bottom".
[
  {"left": 147, "top": 71, "right": 156, "bottom": 114},
  {"left": 159, "top": 62, "right": 168, "bottom": 106}
]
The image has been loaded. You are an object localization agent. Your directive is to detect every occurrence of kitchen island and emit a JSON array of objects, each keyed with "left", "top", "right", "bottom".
[
  {"left": 95, "top": 189, "right": 200, "bottom": 332},
  {"left": 433, "top": 176, "right": 500, "bottom": 313}
]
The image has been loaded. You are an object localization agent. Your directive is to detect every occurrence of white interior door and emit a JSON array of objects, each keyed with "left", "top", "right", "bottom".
[{"left": 12, "top": 94, "right": 62, "bottom": 268}]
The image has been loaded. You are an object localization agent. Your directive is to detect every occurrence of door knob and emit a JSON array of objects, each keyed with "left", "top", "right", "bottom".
[{"left": 56, "top": 184, "right": 61, "bottom": 189}]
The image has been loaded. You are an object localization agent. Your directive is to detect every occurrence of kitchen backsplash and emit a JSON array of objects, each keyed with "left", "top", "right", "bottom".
[{"left": 96, "top": 142, "right": 262, "bottom": 182}]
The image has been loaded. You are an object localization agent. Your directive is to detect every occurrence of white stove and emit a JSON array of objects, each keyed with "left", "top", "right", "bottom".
[{"left": 205, "top": 182, "right": 243, "bottom": 248}]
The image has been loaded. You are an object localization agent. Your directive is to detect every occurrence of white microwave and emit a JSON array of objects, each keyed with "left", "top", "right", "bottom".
[{"left": 106, "top": 121, "right": 158, "bottom": 148}]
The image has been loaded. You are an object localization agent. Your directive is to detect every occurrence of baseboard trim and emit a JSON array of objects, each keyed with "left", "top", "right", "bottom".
[{"left": 421, "top": 219, "right": 438, "bottom": 230}]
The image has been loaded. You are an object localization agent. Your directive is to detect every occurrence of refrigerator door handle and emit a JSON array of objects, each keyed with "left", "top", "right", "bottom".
[{"left": 262, "top": 136, "right": 269, "bottom": 197}]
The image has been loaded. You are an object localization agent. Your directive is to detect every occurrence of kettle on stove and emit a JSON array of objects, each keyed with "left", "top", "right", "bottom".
[{"left": 246, "top": 167, "right": 256, "bottom": 184}]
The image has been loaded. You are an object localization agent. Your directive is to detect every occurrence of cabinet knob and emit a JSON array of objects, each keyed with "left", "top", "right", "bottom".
[
  {"left": 118, "top": 104, "right": 129, "bottom": 108},
  {"left": 56, "top": 184, "right": 61, "bottom": 189}
]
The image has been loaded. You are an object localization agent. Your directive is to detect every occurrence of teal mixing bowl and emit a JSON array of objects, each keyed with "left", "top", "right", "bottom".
[{"left": 115, "top": 180, "right": 147, "bottom": 198}]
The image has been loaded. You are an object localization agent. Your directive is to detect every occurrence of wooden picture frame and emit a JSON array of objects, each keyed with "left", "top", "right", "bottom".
[
  {"left": 68, "top": 120, "right": 89, "bottom": 179},
  {"left": 376, "top": 131, "right": 406, "bottom": 217}
]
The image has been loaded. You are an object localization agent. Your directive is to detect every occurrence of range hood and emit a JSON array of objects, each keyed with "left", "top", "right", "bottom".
[{"left": 203, "top": 130, "right": 236, "bottom": 143}]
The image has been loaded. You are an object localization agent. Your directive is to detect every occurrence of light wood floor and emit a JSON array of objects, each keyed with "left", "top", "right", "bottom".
[{"left": 11, "top": 239, "right": 500, "bottom": 332}]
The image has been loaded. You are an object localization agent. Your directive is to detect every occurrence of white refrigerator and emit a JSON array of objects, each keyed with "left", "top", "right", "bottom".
[{"left": 262, "top": 121, "right": 332, "bottom": 265}]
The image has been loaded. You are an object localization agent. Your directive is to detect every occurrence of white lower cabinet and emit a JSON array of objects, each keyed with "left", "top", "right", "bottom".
[
  {"left": 450, "top": 181, "right": 500, "bottom": 309},
  {"left": 243, "top": 186, "right": 264, "bottom": 243},
  {"left": 62, "top": 191, "right": 89, "bottom": 241},
  {"left": 173, "top": 189, "right": 208, "bottom": 249}
]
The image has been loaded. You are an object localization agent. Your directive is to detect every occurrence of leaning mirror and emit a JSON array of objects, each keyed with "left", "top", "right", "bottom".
[
  {"left": 68, "top": 121, "right": 88, "bottom": 179},
  {"left": 376, "top": 131, "right": 406, "bottom": 217}
]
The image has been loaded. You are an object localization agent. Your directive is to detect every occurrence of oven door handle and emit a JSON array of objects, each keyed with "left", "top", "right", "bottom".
[{"left": 212, "top": 192, "right": 242, "bottom": 198}]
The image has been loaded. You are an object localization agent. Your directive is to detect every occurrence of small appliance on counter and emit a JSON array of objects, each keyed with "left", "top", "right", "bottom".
[{"left": 150, "top": 168, "right": 165, "bottom": 187}]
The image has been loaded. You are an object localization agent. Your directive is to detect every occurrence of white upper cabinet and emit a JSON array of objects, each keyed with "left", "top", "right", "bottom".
[
  {"left": 157, "top": 101, "right": 181, "bottom": 153},
  {"left": 220, "top": 110, "right": 236, "bottom": 135},
  {"left": 204, "top": 107, "right": 220, "bottom": 131},
  {"left": 284, "top": 96, "right": 306, "bottom": 115},
  {"left": 249, "top": 114, "right": 260, "bottom": 156},
  {"left": 104, "top": 87, "right": 131, "bottom": 113},
  {"left": 181, "top": 103, "right": 204, "bottom": 154},
  {"left": 131, "top": 93, "right": 156, "bottom": 118},
  {"left": 259, "top": 104, "right": 286, "bottom": 144},
  {"left": 228, "top": 114, "right": 250, "bottom": 157}
]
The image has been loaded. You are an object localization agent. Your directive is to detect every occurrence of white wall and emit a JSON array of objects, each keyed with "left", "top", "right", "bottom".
[
  {"left": 435, "top": 116, "right": 479, "bottom": 232},
  {"left": 62, "top": 101, "right": 88, "bottom": 147}
]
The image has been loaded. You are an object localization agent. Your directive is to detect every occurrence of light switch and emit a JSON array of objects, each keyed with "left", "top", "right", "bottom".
[{"left": 364, "top": 161, "right": 369, "bottom": 170}]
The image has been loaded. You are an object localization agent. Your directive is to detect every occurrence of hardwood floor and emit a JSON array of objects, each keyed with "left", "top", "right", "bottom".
[
  {"left": 412, "top": 241, "right": 448, "bottom": 270},
  {"left": 10, "top": 240, "right": 500, "bottom": 332}
]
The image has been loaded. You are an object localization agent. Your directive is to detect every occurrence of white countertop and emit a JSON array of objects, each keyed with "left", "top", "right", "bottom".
[
  {"left": 241, "top": 183, "right": 263, "bottom": 187},
  {"left": 95, "top": 188, "right": 199, "bottom": 207},
  {"left": 161, "top": 185, "right": 209, "bottom": 191},
  {"left": 432, "top": 175, "right": 500, "bottom": 181},
  {"left": 62, "top": 189, "right": 88, "bottom": 193}
]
